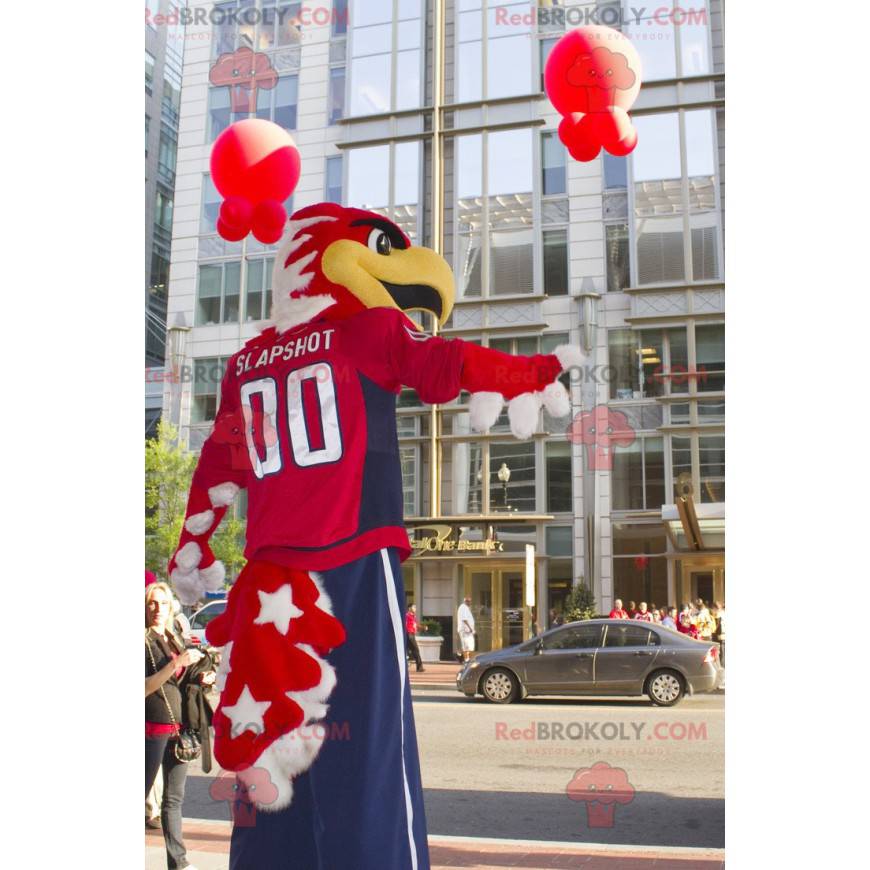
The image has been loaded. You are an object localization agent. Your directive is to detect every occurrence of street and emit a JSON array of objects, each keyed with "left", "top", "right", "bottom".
[
  {"left": 168, "top": 678, "right": 723, "bottom": 858},
  {"left": 414, "top": 686, "right": 724, "bottom": 849}
]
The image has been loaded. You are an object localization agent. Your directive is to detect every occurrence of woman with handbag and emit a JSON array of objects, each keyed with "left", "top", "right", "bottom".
[{"left": 146, "top": 581, "right": 209, "bottom": 870}]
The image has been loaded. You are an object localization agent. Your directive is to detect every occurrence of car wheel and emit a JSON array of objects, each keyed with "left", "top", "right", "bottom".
[
  {"left": 480, "top": 668, "right": 519, "bottom": 704},
  {"left": 646, "top": 669, "right": 685, "bottom": 707}
]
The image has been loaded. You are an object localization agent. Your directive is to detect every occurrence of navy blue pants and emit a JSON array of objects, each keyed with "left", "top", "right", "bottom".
[{"left": 230, "top": 548, "right": 430, "bottom": 870}]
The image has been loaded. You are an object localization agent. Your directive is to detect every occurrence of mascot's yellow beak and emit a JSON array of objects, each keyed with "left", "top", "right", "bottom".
[{"left": 321, "top": 234, "right": 455, "bottom": 328}]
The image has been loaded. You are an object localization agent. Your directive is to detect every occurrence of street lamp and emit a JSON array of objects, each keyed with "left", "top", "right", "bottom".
[
  {"left": 167, "top": 312, "right": 191, "bottom": 435},
  {"left": 497, "top": 462, "right": 511, "bottom": 508}
]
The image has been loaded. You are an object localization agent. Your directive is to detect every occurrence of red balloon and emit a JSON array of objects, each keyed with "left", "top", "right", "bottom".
[
  {"left": 545, "top": 27, "right": 642, "bottom": 162},
  {"left": 209, "top": 119, "right": 300, "bottom": 242},
  {"left": 251, "top": 199, "right": 288, "bottom": 245}
]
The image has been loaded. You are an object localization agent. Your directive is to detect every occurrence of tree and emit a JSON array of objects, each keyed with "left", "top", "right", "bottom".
[
  {"left": 212, "top": 513, "right": 247, "bottom": 583},
  {"left": 145, "top": 421, "right": 197, "bottom": 578},
  {"left": 146, "top": 421, "right": 247, "bottom": 587},
  {"left": 563, "top": 581, "right": 598, "bottom": 622}
]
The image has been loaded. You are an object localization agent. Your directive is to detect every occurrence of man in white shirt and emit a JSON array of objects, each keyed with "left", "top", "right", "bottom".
[{"left": 457, "top": 596, "right": 476, "bottom": 662}]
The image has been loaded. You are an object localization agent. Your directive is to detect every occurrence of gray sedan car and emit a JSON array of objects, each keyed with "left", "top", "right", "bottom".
[{"left": 456, "top": 619, "right": 722, "bottom": 706}]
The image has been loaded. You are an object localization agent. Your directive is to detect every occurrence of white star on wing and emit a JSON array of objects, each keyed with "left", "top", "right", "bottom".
[
  {"left": 215, "top": 641, "right": 233, "bottom": 693},
  {"left": 254, "top": 584, "right": 304, "bottom": 635},
  {"left": 222, "top": 685, "right": 271, "bottom": 739}
]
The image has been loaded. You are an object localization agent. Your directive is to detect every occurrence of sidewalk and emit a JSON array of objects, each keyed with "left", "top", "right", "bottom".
[
  {"left": 410, "top": 660, "right": 463, "bottom": 689},
  {"left": 147, "top": 822, "right": 725, "bottom": 869}
]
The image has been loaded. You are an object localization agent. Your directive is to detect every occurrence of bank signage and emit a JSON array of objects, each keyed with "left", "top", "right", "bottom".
[{"left": 408, "top": 524, "right": 505, "bottom": 555}]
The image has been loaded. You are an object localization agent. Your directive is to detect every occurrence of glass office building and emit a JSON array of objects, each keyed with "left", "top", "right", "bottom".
[{"left": 162, "top": 0, "right": 725, "bottom": 652}]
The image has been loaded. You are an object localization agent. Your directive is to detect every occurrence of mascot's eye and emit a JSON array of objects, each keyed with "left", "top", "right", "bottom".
[{"left": 368, "top": 228, "right": 392, "bottom": 256}]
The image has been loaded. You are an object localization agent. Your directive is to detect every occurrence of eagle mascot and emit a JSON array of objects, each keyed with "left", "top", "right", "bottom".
[{"left": 169, "top": 201, "right": 584, "bottom": 869}]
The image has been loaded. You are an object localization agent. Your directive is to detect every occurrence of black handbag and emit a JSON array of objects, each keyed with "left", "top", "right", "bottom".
[{"left": 147, "top": 634, "right": 202, "bottom": 763}]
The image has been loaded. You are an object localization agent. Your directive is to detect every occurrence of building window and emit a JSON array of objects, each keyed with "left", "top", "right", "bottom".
[
  {"left": 624, "top": 0, "right": 711, "bottom": 81},
  {"left": 489, "top": 129, "right": 533, "bottom": 295},
  {"left": 207, "top": 73, "right": 298, "bottom": 142},
  {"left": 545, "top": 527, "right": 573, "bottom": 557},
  {"left": 348, "top": 0, "right": 421, "bottom": 116},
  {"left": 546, "top": 441, "right": 572, "bottom": 512},
  {"left": 489, "top": 441, "right": 535, "bottom": 513},
  {"left": 325, "top": 155, "right": 343, "bottom": 203},
  {"left": 273, "top": 75, "right": 299, "bottom": 128},
  {"left": 539, "top": 35, "right": 558, "bottom": 91},
  {"left": 543, "top": 229, "right": 568, "bottom": 296},
  {"left": 196, "top": 261, "right": 241, "bottom": 326},
  {"left": 671, "top": 434, "right": 692, "bottom": 497},
  {"left": 212, "top": 1, "right": 302, "bottom": 55},
  {"left": 541, "top": 131, "right": 566, "bottom": 196},
  {"left": 455, "top": 129, "right": 534, "bottom": 298},
  {"left": 332, "top": 0, "right": 349, "bottom": 37},
  {"left": 347, "top": 140, "right": 421, "bottom": 241},
  {"left": 200, "top": 174, "right": 221, "bottom": 235},
  {"left": 605, "top": 223, "right": 630, "bottom": 292},
  {"left": 458, "top": 0, "right": 533, "bottom": 102},
  {"left": 400, "top": 445, "right": 418, "bottom": 516},
  {"left": 610, "top": 328, "right": 687, "bottom": 400},
  {"left": 699, "top": 434, "right": 725, "bottom": 503},
  {"left": 162, "top": 64, "right": 182, "bottom": 127},
  {"left": 245, "top": 256, "right": 274, "bottom": 322},
  {"left": 603, "top": 154, "right": 628, "bottom": 190},
  {"left": 328, "top": 66, "right": 346, "bottom": 124},
  {"left": 612, "top": 523, "right": 668, "bottom": 608},
  {"left": 612, "top": 436, "right": 665, "bottom": 511},
  {"left": 192, "top": 357, "right": 229, "bottom": 424},
  {"left": 696, "top": 324, "right": 724, "bottom": 391},
  {"left": 157, "top": 127, "right": 177, "bottom": 187},
  {"left": 145, "top": 115, "right": 150, "bottom": 158},
  {"left": 145, "top": 50, "right": 155, "bottom": 94},
  {"left": 154, "top": 188, "right": 174, "bottom": 232},
  {"left": 632, "top": 109, "right": 721, "bottom": 285}
]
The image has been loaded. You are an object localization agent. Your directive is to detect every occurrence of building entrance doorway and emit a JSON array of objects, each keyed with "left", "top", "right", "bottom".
[
  {"left": 674, "top": 556, "right": 725, "bottom": 607},
  {"left": 462, "top": 563, "right": 528, "bottom": 651}
]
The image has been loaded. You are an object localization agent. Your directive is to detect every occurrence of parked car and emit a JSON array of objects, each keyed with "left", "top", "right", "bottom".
[
  {"left": 456, "top": 619, "right": 722, "bottom": 706},
  {"left": 187, "top": 599, "right": 227, "bottom": 646}
]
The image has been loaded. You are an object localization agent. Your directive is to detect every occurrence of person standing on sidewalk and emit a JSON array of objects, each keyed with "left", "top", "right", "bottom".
[
  {"left": 405, "top": 604, "right": 426, "bottom": 672},
  {"left": 457, "top": 597, "right": 476, "bottom": 663},
  {"left": 633, "top": 602, "right": 654, "bottom": 622},
  {"left": 146, "top": 582, "right": 205, "bottom": 870},
  {"left": 608, "top": 599, "right": 628, "bottom": 619}
]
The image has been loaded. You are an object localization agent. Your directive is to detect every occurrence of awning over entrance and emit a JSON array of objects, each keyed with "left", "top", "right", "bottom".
[{"left": 662, "top": 502, "right": 725, "bottom": 552}]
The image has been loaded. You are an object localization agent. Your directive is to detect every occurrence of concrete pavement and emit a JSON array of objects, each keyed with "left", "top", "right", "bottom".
[
  {"left": 146, "top": 822, "right": 724, "bottom": 869},
  {"left": 146, "top": 663, "right": 724, "bottom": 868}
]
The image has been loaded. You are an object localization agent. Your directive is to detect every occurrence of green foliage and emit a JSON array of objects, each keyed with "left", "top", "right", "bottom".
[
  {"left": 145, "top": 421, "right": 247, "bottom": 587},
  {"left": 212, "top": 514, "right": 247, "bottom": 583},
  {"left": 419, "top": 618, "right": 443, "bottom": 637},
  {"left": 145, "top": 421, "right": 196, "bottom": 579},
  {"left": 563, "top": 582, "right": 598, "bottom": 623}
]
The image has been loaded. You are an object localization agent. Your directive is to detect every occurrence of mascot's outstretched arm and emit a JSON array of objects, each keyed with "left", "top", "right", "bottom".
[{"left": 168, "top": 370, "right": 247, "bottom": 606}]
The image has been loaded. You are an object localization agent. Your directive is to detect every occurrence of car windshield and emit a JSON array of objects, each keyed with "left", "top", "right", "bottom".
[{"left": 192, "top": 602, "right": 226, "bottom": 628}]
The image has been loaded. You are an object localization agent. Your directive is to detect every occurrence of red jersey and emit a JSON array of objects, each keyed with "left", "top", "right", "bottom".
[
  {"left": 405, "top": 611, "right": 418, "bottom": 635},
  {"left": 180, "top": 307, "right": 562, "bottom": 572},
  {"left": 634, "top": 612, "right": 654, "bottom": 622},
  {"left": 609, "top": 608, "right": 628, "bottom": 619}
]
